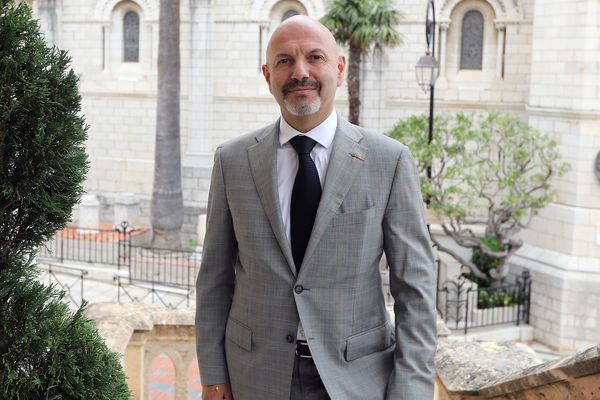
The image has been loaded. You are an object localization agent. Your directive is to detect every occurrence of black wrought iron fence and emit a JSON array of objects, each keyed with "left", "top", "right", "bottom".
[
  {"left": 39, "top": 224, "right": 131, "bottom": 267},
  {"left": 37, "top": 258, "right": 194, "bottom": 309},
  {"left": 126, "top": 245, "right": 199, "bottom": 287},
  {"left": 39, "top": 223, "right": 199, "bottom": 290},
  {"left": 437, "top": 270, "right": 531, "bottom": 334}
]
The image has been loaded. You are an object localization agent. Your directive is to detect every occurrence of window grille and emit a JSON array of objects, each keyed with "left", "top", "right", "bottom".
[
  {"left": 123, "top": 10, "right": 140, "bottom": 62},
  {"left": 460, "top": 10, "right": 484, "bottom": 70}
]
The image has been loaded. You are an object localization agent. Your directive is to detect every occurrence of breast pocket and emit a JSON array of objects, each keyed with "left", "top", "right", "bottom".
[{"left": 330, "top": 208, "right": 372, "bottom": 227}]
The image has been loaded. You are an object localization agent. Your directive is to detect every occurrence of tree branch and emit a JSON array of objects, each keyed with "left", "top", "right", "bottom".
[{"left": 431, "top": 236, "right": 490, "bottom": 283}]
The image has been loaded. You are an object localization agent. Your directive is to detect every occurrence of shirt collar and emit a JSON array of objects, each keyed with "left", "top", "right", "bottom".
[{"left": 279, "top": 110, "right": 337, "bottom": 149}]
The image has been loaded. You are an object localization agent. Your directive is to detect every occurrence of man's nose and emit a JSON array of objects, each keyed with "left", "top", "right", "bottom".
[{"left": 291, "top": 60, "right": 310, "bottom": 81}]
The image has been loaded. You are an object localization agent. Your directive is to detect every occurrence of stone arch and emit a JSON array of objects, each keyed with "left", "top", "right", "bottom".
[
  {"left": 269, "top": 0, "right": 308, "bottom": 22},
  {"left": 440, "top": 0, "right": 524, "bottom": 20},
  {"left": 442, "top": 0, "right": 499, "bottom": 86},
  {"left": 440, "top": 0, "right": 506, "bottom": 21},
  {"left": 93, "top": 0, "right": 158, "bottom": 22},
  {"left": 249, "top": 0, "right": 324, "bottom": 20},
  {"left": 146, "top": 351, "right": 177, "bottom": 399}
]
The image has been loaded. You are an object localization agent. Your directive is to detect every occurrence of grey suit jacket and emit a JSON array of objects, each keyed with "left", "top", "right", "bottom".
[{"left": 195, "top": 117, "right": 437, "bottom": 400}]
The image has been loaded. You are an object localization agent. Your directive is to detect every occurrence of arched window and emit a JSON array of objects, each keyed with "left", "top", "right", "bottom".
[
  {"left": 460, "top": 10, "right": 484, "bottom": 70},
  {"left": 281, "top": 9, "right": 299, "bottom": 21},
  {"left": 123, "top": 10, "right": 139, "bottom": 62}
]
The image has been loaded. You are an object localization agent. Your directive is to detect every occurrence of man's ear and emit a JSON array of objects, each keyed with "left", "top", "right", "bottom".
[
  {"left": 262, "top": 64, "right": 273, "bottom": 94},
  {"left": 336, "top": 55, "right": 346, "bottom": 87}
]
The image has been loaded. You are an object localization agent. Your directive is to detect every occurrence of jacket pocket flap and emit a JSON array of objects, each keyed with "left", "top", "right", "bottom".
[
  {"left": 225, "top": 318, "right": 252, "bottom": 351},
  {"left": 345, "top": 322, "right": 393, "bottom": 362}
]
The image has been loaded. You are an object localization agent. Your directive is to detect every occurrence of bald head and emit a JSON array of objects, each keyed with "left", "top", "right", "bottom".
[{"left": 266, "top": 16, "right": 339, "bottom": 67}]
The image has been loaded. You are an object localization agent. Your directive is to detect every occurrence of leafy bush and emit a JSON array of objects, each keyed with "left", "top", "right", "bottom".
[
  {"left": 0, "top": 1, "right": 130, "bottom": 398},
  {"left": 477, "top": 288, "right": 517, "bottom": 309}
]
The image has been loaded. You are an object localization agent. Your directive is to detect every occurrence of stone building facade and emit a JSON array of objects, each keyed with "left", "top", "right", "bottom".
[{"left": 24, "top": 0, "right": 600, "bottom": 352}]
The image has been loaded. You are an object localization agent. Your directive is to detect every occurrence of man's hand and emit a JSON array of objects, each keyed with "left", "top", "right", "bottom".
[{"left": 202, "top": 383, "right": 233, "bottom": 400}]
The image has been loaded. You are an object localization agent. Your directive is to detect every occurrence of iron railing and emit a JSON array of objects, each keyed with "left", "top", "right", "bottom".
[
  {"left": 39, "top": 224, "right": 131, "bottom": 267},
  {"left": 37, "top": 258, "right": 194, "bottom": 309},
  {"left": 437, "top": 270, "right": 531, "bottom": 334},
  {"left": 39, "top": 223, "right": 199, "bottom": 298}
]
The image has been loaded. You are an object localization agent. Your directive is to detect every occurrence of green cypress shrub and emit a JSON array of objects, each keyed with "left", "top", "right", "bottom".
[{"left": 0, "top": 0, "right": 130, "bottom": 398}]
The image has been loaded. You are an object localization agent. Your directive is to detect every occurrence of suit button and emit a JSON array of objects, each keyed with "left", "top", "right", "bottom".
[
  {"left": 286, "top": 334, "right": 294, "bottom": 343},
  {"left": 294, "top": 285, "right": 304, "bottom": 294}
]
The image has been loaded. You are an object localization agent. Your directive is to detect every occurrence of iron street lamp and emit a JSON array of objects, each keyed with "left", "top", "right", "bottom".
[{"left": 415, "top": 0, "right": 440, "bottom": 181}]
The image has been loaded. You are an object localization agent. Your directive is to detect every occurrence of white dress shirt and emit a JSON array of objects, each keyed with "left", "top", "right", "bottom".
[
  {"left": 277, "top": 111, "right": 337, "bottom": 242},
  {"left": 277, "top": 110, "right": 337, "bottom": 342}
]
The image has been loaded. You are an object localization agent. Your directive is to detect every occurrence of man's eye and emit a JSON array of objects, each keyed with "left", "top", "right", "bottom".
[
  {"left": 277, "top": 59, "right": 290, "bottom": 65},
  {"left": 311, "top": 55, "right": 324, "bottom": 61}
]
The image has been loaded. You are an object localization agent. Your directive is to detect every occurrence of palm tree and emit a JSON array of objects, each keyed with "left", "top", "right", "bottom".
[
  {"left": 151, "top": 0, "right": 183, "bottom": 248},
  {"left": 321, "top": 0, "right": 401, "bottom": 126}
]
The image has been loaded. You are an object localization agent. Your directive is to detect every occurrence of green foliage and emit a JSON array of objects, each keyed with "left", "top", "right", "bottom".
[
  {"left": 321, "top": 0, "right": 401, "bottom": 51},
  {"left": 0, "top": 264, "right": 130, "bottom": 399},
  {"left": 389, "top": 113, "right": 569, "bottom": 284},
  {"left": 0, "top": 0, "right": 88, "bottom": 264},
  {"left": 477, "top": 289, "right": 517, "bottom": 309},
  {"left": 469, "top": 236, "right": 501, "bottom": 286},
  {"left": 0, "top": 1, "right": 130, "bottom": 398}
]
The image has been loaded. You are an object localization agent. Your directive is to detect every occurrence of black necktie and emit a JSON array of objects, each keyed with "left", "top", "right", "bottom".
[{"left": 290, "top": 136, "right": 322, "bottom": 271}]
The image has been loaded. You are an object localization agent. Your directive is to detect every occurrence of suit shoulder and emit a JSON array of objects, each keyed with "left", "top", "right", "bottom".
[
  {"left": 215, "top": 121, "right": 278, "bottom": 158},
  {"left": 356, "top": 126, "right": 407, "bottom": 158}
]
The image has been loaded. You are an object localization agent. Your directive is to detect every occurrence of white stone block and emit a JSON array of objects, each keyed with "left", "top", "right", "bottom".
[
  {"left": 79, "top": 194, "right": 100, "bottom": 230},
  {"left": 113, "top": 192, "right": 140, "bottom": 229}
]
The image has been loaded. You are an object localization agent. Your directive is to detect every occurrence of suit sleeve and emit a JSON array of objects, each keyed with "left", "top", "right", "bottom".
[
  {"left": 383, "top": 145, "right": 437, "bottom": 399},
  {"left": 195, "top": 146, "right": 238, "bottom": 386}
]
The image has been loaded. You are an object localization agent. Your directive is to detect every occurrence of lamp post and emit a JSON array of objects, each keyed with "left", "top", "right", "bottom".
[{"left": 415, "top": 0, "right": 440, "bottom": 181}]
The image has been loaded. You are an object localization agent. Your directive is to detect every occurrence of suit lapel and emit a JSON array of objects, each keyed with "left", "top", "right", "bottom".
[
  {"left": 247, "top": 121, "right": 297, "bottom": 277},
  {"left": 301, "top": 118, "right": 368, "bottom": 272}
]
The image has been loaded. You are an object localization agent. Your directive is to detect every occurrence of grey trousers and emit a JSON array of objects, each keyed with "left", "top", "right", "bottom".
[{"left": 290, "top": 356, "right": 331, "bottom": 400}]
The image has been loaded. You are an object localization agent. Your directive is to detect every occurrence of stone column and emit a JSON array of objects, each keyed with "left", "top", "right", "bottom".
[
  {"left": 102, "top": 23, "right": 110, "bottom": 70},
  {"left": 186, "top": 0, "right": 213, "bottom": 168},
  {"left": 495, "top": 21, "right": 506, "bottom": 79},
  {"left": 437, "top": 20, "right": 450, "bottom": 88},
  {"left": 124, "top": 334, "right": 146, "bottom": 400},
  {"left": 37, "top": 0, "right": 57, "bottom": 46},
  {"left": 438, "top": 21, "right": 450, "bottom": 80}
]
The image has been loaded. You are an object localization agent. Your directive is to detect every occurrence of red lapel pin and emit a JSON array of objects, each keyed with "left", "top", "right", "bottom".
[{"left": 350, "top": 152, "right": 365, "bottom": 161}]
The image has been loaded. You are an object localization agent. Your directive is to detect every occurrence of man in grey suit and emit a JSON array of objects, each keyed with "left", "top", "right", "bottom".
[{"left": 196, "top": 15, "right": 436, "bottom": 400}]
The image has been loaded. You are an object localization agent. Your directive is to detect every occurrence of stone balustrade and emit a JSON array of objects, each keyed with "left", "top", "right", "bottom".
[
  {"left": 86, "top": 303, "right": 600, "bottom": 400},
  {"left": 436, "top": 341, "right": 600, "bottom": 399}
]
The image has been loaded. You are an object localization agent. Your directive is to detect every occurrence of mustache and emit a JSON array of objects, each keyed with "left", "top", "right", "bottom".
[{"left": 283, "top": 79, "right": 320, "bottom": 94}]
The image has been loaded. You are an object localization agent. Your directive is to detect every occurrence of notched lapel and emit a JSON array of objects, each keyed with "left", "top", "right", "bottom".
[
  {"left": 301, "top": 120, "right": 368, "bottom": 271},
  {"left": 247, "top": 123, "right": 296, "bottom": 277}
]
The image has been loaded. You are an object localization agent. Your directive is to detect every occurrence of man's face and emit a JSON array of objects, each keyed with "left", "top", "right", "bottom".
[{"left": 262, "top": 17, "right": 345, "bottom": 126}]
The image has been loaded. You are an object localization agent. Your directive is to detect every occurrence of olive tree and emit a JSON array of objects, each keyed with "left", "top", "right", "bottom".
[{"left": 389, "top": 113, "right": 569, "bottom": 286}]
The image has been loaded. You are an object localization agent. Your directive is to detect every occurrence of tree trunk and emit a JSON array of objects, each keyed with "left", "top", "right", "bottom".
[
  {"left": 151, "top": 0, "right": 183, "bottom": 249},
  {"left": 347, "top": 42, "right": 362, "bottom": 126}
]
